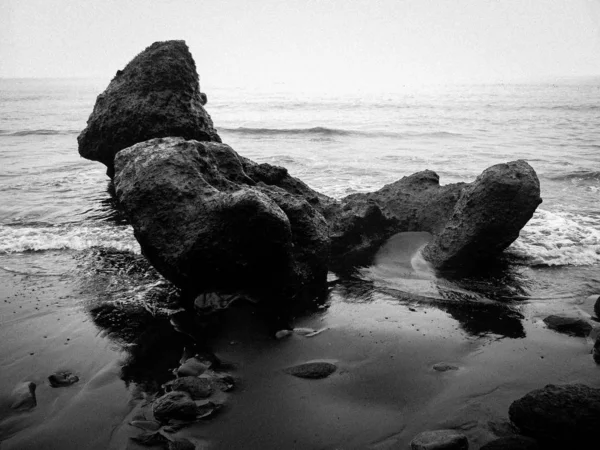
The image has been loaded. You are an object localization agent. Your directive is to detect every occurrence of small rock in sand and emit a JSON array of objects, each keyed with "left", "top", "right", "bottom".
[
  {"left": 410, "top": 429, "right": 469, "bottom": 450},
  {"left": 479, "top": 435, "right": 539, "bottom": 450},
  {"left": 164, "top": 376, "right": 213, "bottom": 399},
  {"left": 284, "top": 361, "right": 337, "bottom": 379},
  {"left": 432, "top": 363, "right": 459, "bottom": 372},
  {"left": 152, "top": 391, "right": 199, "bottom": 423},
  {"left": 48, "top": 371, "right": 79, "bottom": 387},
  {"left": 10, "top": 381, "right": 36, "bottom": 411},
  {"left": 542, "top": 315, "right": 592, "bottom": 337},
  {"left": 175, "top": 356, "right": 212, "bottom": 377}
]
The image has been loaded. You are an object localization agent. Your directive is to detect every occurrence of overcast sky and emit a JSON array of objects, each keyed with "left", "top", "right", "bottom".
[{"left": 2, "top": 0, "right": 600, "bottom": 89}]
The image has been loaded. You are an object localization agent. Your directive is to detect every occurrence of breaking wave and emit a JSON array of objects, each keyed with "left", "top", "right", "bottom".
[
  {"left": 0, "top": 129, "right": 79, "bottom": 137},
  {"left": 0, "top": 223, "right": 139, "bottom": 254},
  {"left": 220, "top": 126, "right": 463, "bottom": 139},
  {"left": 509, "top": 209, "right": 600, "bottom": 266},
  {"left": 549, "top": 171, "right": 600, "bottom": 182}
]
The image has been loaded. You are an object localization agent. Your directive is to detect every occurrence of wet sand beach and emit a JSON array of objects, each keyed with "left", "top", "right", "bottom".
[{"left": 1, "top": 243, "right": 599, "bottom": 449}]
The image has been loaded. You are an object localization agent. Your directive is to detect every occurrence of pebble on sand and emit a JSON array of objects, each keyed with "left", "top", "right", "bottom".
[
  {"left": 284, "top": 361, "right": 337, "bottom": 379},
  {"left": 542, "top": 315, "right": 592, "bottom": 337},
  {"left": 48, "top": 371, "right": 79, "bottom": 387},
  {"left": 432, "top": 363, "right": 459, "bottom": 372},
  {"left": 10, "top": 381, "right": 37, "bottom": 411},
  {"left": 410, "top": 429, "right": 469, "bottom": 450}
]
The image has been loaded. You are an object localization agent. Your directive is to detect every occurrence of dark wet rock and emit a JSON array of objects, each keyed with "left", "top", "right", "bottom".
[
  {"left": 77, "top": 42, "right": 543, "bottom": 302},
  {"left": 130, "top": 430, "right": 169, "bottom": 446},
  {"left": 164, "top": 376, "right": 213, "bottom": 399},
  {"left": 78, "top": 40, "right": 220, "bottom": 177},
  {"left": 593, "top": 335, "right": 600, "bottom": 364},
  {"left": 200, "top": 371, "right": 235, "bottom": 392},
  {"left": 485, "top": 420, "right": 519, "bottom": 438},
  {"left": 542, "top": 315, "right": 592, "bottom": 337},
  {"left": 410, "top": 429, "right": 469, "bottom": 450},
  {"left": 422, "top": 160, "right": 541, "bottom": 270},
  {"left": 112, "top": 137, "right": 540, "bottom": 304},
  {"left": 10, "top": 382, "right": 36, "bottom": 411},
  {"left": 48, "top": 371, "right": 79, "bottom": 387},
  {"left": 175, "top": 356, "right": 212, "bottom": 377},
  {"left": 114, "top": 137, "right": 330, "bottom": 300},
  {"left": 432, "top": 363, "right": 459, "bottom": 372},
  {"left": 508, "top": 383, "right": 600, "bottom": 447},
  {"left": 330, "top": 170, "right": 464, "bottom": 267},
  {"left": 591, "top": 294, "right": 600, "bottom": 319},
  {"left": 168, "top": 438, "right": 197, "bottom": 450},
  {"left": 480, "top": 436, "right": 539, "bottom": 450},
  {"left": 152, "top": 391, "right": 199, "bottom": 423},
  {"left": 284, "top": 361, "right": 337, "bottom": 379},
  {"left": 81, "top": 43, "right": 542, "bottom": 302}
]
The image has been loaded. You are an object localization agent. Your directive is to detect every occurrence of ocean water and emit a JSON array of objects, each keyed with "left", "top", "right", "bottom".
[
  {"left": 2, "top": 77, "right": 600, "bottom": 450},
  {"left": 0, "top": 77, "right": 599, "bottom": 293}
]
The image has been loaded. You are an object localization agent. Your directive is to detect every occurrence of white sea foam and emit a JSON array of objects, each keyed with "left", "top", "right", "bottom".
[
  {"left": 0, "top": 224, "right": 140, "bottom": 254},
  {"left": 509, "top": 209, "right": 600, "bottom": 266}
]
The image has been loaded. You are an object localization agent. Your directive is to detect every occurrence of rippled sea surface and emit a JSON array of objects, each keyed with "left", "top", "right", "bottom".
[{"left": 1, "top": 78, "right": 599, "bottom": 270}]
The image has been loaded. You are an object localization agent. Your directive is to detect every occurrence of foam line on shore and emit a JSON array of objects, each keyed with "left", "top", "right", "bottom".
[
  {"left": 0, "top": 224, "right": 139, "bottom": 254},
  {"left": 509, "top": 209, "right": 600, "bottom": 266}
]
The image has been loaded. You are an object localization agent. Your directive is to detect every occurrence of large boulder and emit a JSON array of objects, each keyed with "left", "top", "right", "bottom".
[
  {"left": 422, "top": 160, "right": 541, "bottom": 270},
  {"left": 81, "top": 40, "right": 543, "bottom": 304},
  {"left": 113, "top": 137, "right": 330, "bottom": 300},
  {"left": 508, "top": 384, "right": 600, "bottom": 447},
  {"left": 78, "top": 40, "right": 221, "bottom": 177}
]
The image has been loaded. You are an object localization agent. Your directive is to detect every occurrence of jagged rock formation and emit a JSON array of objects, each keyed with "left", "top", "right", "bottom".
[
  {"left": 83, "top": 40, "right": 542, "bottom": 303},
  {"left": 330, "top": 170, "right": 465, "bottom": 267},
  {"left": 114, "top": 137, "right": 330, "bottom": 300},
  {"left": 78, "top": 40, "right": 221, "bottom": 177}
]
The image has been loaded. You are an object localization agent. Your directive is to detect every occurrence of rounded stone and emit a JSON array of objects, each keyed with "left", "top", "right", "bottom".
[
  {"left": 152, "top": 391, "right": 198, "bottom": 422},
  {"left": 48, "top": 371, "right": 79, "bottom": 387},
  {"left": 542, "top": 315, "right": 592, "bottom": 337},
  {"left": 432, "top": 363, "right": 459, "bottom": 372},
  {"left": 283, "top": 361, "right": 337, "bottom": 379},
  {"left": 10, "top": 381, "right": 37, "bottom": 411},
  {"left": 164, "top": 376, "right": 213, "bottom": 399},
  {"left": 410, "top": 429, "right": 469, "bottom": 450},
  {"left": 508, "top": 383, "right": 600, "bottom": 447}
]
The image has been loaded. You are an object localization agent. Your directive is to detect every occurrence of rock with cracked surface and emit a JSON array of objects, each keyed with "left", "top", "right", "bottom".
[{"left": 78, "top": 40, "right": 220, "bottom": 177}]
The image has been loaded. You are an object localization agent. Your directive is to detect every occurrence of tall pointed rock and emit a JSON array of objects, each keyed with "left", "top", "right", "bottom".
[{"left": 78, "top": 40, "right": 221, "bottom": 177}]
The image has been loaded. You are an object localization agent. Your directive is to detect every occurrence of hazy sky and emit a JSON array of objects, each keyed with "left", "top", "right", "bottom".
[{"left": 2, "top": 0, "right": 600, "bottom": 89}]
